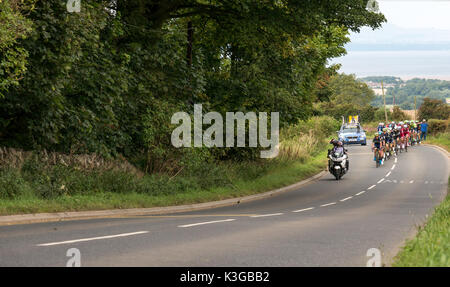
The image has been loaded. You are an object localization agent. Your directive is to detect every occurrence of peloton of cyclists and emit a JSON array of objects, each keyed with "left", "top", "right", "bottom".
[{"left": 371, "top": 119, "right": 424, "bottom": 166}]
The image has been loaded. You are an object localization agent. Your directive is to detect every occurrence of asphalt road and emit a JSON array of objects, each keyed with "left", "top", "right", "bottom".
[{"left": 0, "top": 143, "right": 448, "bottom": 266}]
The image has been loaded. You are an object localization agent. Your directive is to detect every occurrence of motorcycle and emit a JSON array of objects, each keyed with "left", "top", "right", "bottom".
[{"left": 328, "top": 148, "right": 349, "bottom": 180}]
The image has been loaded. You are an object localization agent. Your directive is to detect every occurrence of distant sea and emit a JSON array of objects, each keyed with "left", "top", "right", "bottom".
[{"left": 330, "top": 50, "right": 450, "bottom": 80}]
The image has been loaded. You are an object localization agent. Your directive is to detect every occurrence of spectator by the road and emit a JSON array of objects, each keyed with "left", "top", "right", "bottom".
[{"left": 420, "top": 119, "right": 428, "bottom": 141}]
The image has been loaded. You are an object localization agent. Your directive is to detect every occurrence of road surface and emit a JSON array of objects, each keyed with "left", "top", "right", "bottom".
[{"left": 0, "top": 143, "right": 448, "bottom": 266}]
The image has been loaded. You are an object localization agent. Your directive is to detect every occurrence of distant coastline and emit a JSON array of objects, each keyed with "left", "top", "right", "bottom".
[{"left": 331, "top": 49, "right": 450, "bottom": 80}]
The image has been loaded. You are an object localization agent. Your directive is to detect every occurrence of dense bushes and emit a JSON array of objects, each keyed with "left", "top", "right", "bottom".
[
  {"left": 279, "top": 116, "right": 340, "bottom": 161},
  {"left": 418, "top": 98, "right": 450, "bottom": 121},
  {"left": 428, "top": 119, "right": 449, "bottom": 135}
]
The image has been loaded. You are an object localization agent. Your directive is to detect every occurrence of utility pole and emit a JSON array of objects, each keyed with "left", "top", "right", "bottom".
[
  {"left": 381, "top": 81, "right": 388, "bottom": 123},
  {"left": 414, "top": 96, "right": 417, "bottom": 121}
]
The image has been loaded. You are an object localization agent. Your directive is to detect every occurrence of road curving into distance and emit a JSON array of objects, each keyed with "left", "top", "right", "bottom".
[{"left": 0, "top": 142, "right": 448, "bottom": 266}]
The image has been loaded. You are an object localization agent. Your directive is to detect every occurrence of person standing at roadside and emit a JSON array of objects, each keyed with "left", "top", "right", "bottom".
[{"left": 420, "top": 119, "right": 428, "bottom": 141}]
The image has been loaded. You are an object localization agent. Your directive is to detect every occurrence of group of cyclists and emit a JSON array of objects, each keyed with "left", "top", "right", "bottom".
[{"left": 372, "top": 119, "right": 428, "bottom": 167}]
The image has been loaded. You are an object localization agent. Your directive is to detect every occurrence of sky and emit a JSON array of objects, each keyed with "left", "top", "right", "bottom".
[
  {"left": 378, "top": 0, "right": 450, "bottom": 30},
  {"left": 332, "top": 0, "right": 450, "bottom": 79}
]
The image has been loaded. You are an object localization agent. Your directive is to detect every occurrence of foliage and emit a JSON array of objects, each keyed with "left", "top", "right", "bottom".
[
  {"left": 427, "top": 119, "right": 449, "bottom": 136},
  {"left": 0, "top": 0, "right": 386, "bottom": 165},
  {"left": 391, "top": 106, "right": 408, "bottom": 121},
  {"left": 328, "top": 73, "right": 375, "bottom": 106},
  {"left": 0, "top": 0, "right": 33, "bottom": 97},
  {"left": 418, "top": 98, "right": 450, "bottom": 121},
  {"left": 371, "top": 78, "right": 450, "bottom": 109},
  {"left": 359, "top": 76, "right": 403, "bottom": 85}
]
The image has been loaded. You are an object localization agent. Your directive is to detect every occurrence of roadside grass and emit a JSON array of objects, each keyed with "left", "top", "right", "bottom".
[
  {"left": 393, "top": 131, "right": 449, "bottom": 267},
  {"left": 393, "top": 179, "right": 450, "bottom": 267},
  {"left": 425, "top": 132, "right": 450, "bottom": 151},
  {"left": 0, "top": 151, "right": 327, "bottom": 215},
  {"left": 0, "top": 116, "right": 338, "bottom": 216}
]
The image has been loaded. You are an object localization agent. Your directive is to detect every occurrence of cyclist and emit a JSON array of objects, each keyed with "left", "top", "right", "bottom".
[
  {"left": 372, "top": 133, "right": 383, "bottom": 165},
  {"left": 377, "top": 123, "right": 384, "bottom": 133},
  {"left": 405, "top": 124, "right": 411, "bottom": 146},
  {"left": 381, "top": 128, "right": 390, "bottom": 159},
  {"left": 385, "top": 128, "right": 395, "bottom": 157}
]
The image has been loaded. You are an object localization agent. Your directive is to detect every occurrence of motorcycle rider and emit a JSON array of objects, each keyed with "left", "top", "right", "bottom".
[{"left": 328, "top": 139, "right": 349, "bottom": 171}]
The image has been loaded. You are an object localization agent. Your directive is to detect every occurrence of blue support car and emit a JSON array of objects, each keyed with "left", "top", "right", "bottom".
[{"left": 337, "top": 123, "right": 367, "bottom": 146}]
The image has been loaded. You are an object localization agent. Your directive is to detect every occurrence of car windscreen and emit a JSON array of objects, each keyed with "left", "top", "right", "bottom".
[{"left": 342, "top": 128, "right": 359, "bottom": 133}]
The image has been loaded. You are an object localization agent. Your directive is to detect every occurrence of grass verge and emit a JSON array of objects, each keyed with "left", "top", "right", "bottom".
[
  {"left": 0, "top": 150, "right": 328, "bottom": 216},
  {"left": 393, "top": 132, "right": 449, "bottom": 267},
  {"left": 392, "top": 179, "right": 450, "bottom": 267},
  {"left": 425, "top": 132, "right": 450, "bottom": 151}
]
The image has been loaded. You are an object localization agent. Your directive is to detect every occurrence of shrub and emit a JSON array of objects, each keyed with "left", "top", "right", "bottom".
[
  {"left": 428, "top": 119, "right": 449, "bottom": 135},
  {"left": 0, "top": 168, "right": 31, "bottom": 199},
  {"left": 418, "top": 98, "right": 450, "bottom": 120}
]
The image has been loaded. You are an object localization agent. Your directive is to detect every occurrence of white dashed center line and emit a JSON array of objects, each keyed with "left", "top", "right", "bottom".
[
  {"left": 377, "top": 178, "right": 385, "bottom": 184},
  {"left": 391, "top": 164, "right": 396, "bottom": 170},
  {"left": 410, "top": 180, "right": 414, "bottom": 183},
  {"left": 178, "top": 219, "right": 235, "bottom": 228},
  {"left": 340, "top": 196, "right": 353, "bottom": 202},
  {"left": 395, "top": 158, "right": 397, "bottom": 163},
  {"left": 368, "top": 185, "right": 376, "bottom": 190},
  {"left": 320, "top": 202, "right": 336, "bottom": 207},
  {"left": 386, "top": 171, "right": 391, "bottom": 177},
  {"left": 292, "top": 207, "right": 315, "bottom": 213},
  {"left": 37, "top": 231, "right": 149, "bottom": 246},
  {"left": 250, "top": 213, "right": 283, "bottom": 218},
  {"left": 355, "top": 191, "right": 366, "bottom": 196}
]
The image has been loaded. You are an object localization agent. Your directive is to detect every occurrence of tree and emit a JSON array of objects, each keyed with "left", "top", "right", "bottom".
[
  {"left": 418, "top": 98, "right": 450, "bottom": 120},
  {"left": 328, "top": 73, "right": 375, "bottom": 107},
  {"left": 0, "top": 0, "right": 33, "bottom": 97}
]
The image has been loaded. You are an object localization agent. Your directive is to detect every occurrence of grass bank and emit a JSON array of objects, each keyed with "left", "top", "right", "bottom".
[
  {"left": 393, "top": 131, "right": 449, "bottom": 267},
  {"left": 425, "top": 132, "right": 450, "bottom": 151},
  {"left": 393, "top": 179, "right": 450, "bottom": 267},
  {"left": 0, "top": 116, "right": 338, "bottom": 216}
]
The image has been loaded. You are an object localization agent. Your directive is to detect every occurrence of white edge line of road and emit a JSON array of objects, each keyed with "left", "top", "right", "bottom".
[
  {"left": 37, "top": 231, "right": 149, "bottom": 247},
  {"left": 355, "top": 191, "right": 366, "bottom": 196},
  {"left": 0, "top": 170, "right": 328, "bottom": 226},
  {"left": 178, "top": 219, "right": 235, "bottom": 228},
  {"left": 340, "top": 196, "right": 353, "bottom": 202},
  {"left": 250, "top": 213, "right": 283, "bottom": 218},
  {"left": 368, "top": 185, "right": 376, "bottom": 190}
]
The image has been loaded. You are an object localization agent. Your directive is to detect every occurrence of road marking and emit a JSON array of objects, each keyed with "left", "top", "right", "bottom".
[
  {"left": 320, "top": 202, "right": 336, "bottom": 207},
  {"left": 394, "top": 158, "right": 397, "bottom": 163},
  {"left": 355, "top": 191, "right": 366, "bottom": 196},
  {"left": 386, "top": 171, "right": 391, "bottom": 177},
  {"left": 178, "top": 219, "right": 235, "bottom": 228},
  {"left": 368, "top": 185, "right": 376, "bottom": 190},
  {"left": 425, "top": 181, "right": 428, "bottom": 184},
  {"left": 37, "top": 231, "right": 149, "bottom": 246},
  {"left": 340, "top": 196, "right": 353, "bottom": 202},
  {"left": 391, "top": 164, "right": 396, "bottom": 170},
  {"left": 393, "top": 180, "right": 397, "bottom": 183},
  {"left": 409, "top": 180, "right": 414, "bottom": 184},
  {"left": 251, "top": 213, "right": 283, "bottom": 218},
  {"left": 292, "top": 207, "right": 315, "bottom": 213},
  {"left": 377, "top": 178, "right": 384, "bottom": 184}
]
